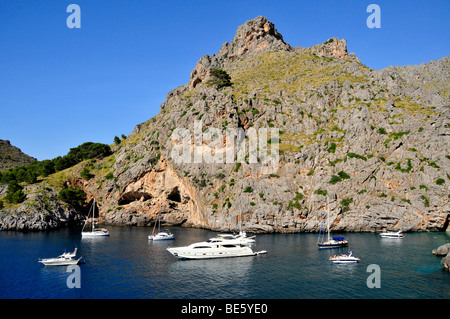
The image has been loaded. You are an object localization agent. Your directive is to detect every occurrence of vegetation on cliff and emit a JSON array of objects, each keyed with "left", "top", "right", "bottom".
[{"left": 1, "top": 16, "right": 448, "bottom": 233}]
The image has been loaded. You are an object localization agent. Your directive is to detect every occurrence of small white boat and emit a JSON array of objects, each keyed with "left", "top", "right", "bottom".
[
  {"left": 329, "top": 251, "right": 360, "bottom": 264},
  {"left": 82, "top": 199, "right": 110, "bottom": 238},
  {"left": 38, "top": 248, "right": 82, "bottom": 266},
  {"left": 149, "top": 230, "right": 175, "bottom": 241},
  {"left": 149, "top": 205, "right": 175, "bottom": 241},
  {"left": 380, "top": 231, "right": 404, "bottom": 239},
  {"left": 82, "top": 228, "right": 110, "bottom": 237},
  {"left": 167, "top": 237, "right": 264, "bottom": 260}
]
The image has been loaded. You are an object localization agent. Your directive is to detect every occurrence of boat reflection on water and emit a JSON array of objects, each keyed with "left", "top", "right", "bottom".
[{"left": 168, "top": 252, "right": 257, "bottom": 298}]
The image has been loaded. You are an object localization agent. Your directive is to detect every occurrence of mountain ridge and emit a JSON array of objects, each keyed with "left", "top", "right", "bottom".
[
  {"left": 0, "top": 139, "right": 36, "bottom": 172},
  {"left": 1, "top": 16, "right": 448, "bottom": 233}
]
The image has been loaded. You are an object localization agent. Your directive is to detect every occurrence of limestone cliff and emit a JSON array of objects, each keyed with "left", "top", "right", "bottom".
[
  {"left": 81, "top": 16, "right": 448, "bottom": 233},
  {"left": 2, "top": 16, "right": 449, "bottom": 233}
]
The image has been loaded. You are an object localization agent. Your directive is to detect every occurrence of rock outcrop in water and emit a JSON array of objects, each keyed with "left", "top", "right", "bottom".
[
  {"left": 1, "top": 16, "right": 449, "bottom": 233},
  {"left": 433, "top": 243, "right": 450, "bottom": 270}
]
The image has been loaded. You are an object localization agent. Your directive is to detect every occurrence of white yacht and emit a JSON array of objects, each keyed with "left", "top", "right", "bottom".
[
  {"left": 167, "top": 237, "right": 265, "bottom": 260},
  {"left": 380, "top": 231, "right": 404, "bottom": 239},
  {"left": 81, "top": 199, "right": 110, "bottom": 238},
  {"left": 329, "top": 251, "right": 360, "bottom": 264},
  {"left": 38, "top": 248, "right": 82, "bottom": 266}
]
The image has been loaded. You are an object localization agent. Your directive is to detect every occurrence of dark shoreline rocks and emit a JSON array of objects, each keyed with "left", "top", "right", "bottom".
[
  {"left": 433, "top": 243, "right": 450, "bottom": 270},
  {"left": 0, "top": 185, "right": 85, "bottom": 231}
]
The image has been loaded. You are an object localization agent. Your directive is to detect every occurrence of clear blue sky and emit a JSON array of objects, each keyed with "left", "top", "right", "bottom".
[{"left": 1, "top": 0, "right": 448, "bottom": 161}]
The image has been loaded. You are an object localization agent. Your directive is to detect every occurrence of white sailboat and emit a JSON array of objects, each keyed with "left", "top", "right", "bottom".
[
  {"left": 81, "top": 199, "right": 110, "bottom": 238},
  {"left": 148, "top": 205, "right": 174, "bottom": 241},
  {"left": 317, "top": 198, "right": 348, "bottom": 249}
]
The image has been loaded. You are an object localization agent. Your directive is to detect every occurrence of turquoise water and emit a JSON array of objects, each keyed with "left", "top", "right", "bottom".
[{"left": 0, "top": 226, "right": 448, "bottom": 299}]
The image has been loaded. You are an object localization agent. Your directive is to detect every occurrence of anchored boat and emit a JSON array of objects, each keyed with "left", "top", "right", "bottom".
[
  {"left": 317, "top": 198, "right": 348, "bottom": 249},
  {"left": 380, "top": 231, "right": 404, "bottom": 239},
  {"left": 167, "top": 236, "right": 265, "bottom": 260},
  {"left": 329, "top": 251, "right": 360, "bottom": 264},
  {"left": 81, "top": 199, "right": 110, "bottom": 238},
  {"left": 38, "top": 248, "right": 82, "bottom": 266},
  {"left": 149, "top": 205, "right": 174, "bottom": 241}
]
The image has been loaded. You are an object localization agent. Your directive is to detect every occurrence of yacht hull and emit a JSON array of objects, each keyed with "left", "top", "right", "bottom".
[
  {"left": 380, "top": 232, "right": 404, "bottom": 239},
  {"left": 81, "top": 230, "right": 110, "bottom": 237},
  {"left": 39, "top": 259, "right": 81, "bottom": 266},
  {"left": 149, "top": 233, "right": 175, "bottom": 241},
  {"left": 331, "top": 259, "right": 359, "bottom": 264},
  {"left": 167, "top": 246, "right": 256, "bottom": 260},
  {"left": 318, "top": 242, "right": 348, "bottom": 249}
]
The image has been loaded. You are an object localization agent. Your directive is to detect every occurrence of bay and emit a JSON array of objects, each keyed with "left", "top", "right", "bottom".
[{"left": 0, "top": 226, "right": 449, "bottom": 299}]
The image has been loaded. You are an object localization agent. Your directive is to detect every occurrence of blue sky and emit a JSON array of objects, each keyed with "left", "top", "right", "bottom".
[{"left": 0, "top": 0, "right": 448, "bottom": 161}]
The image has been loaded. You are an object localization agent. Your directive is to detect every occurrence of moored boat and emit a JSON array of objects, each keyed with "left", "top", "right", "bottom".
[
  {"left": 380, "top": 231, "right": 404, "bottom": 239},
  {"left": 149, "top": 205, "right": 175, "bottom": 241},
  {"left": 329, "top": 251, "right": 360, "bottom": 264},
  {"left": 38, "top": 248, "right": 82, "bottom": 266},
  {"left": 317, "top": 198, "right": 348, "bottom": 249},
  {"left": 167, "top": 237, "right": 265, "bottom": 260},
  {"left": 149, "top": 229, "right": 175, "bottom": 241},
  {"left": 81, "top": 199, "right": 110, "bottom": 238},
  {"left": 318, "top": 237, "right": 349, "bottom": 249}
]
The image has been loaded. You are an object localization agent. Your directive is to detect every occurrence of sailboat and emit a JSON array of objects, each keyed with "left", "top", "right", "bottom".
[
  {"left": 148, "top": 205, "right": 174, "bottom": 241},
  {"left": 317, "top": 198, "right": 348, "bottom": 249},
  {"left": 81, "top": 199, "right": 110, "bottom": 237}
]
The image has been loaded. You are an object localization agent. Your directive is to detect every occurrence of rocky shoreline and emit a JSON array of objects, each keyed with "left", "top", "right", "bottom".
[
  {"left": 0, "top": 185, "right": 85, "bottom": 231},
  {"left": 2, "top": 206, "right": 450, "bottom": 273},
  {"left": 1, "top": 16, "right": 449, "bottom": 240},
  {"left": 432, "top": 243, "right": 450, "bottom": 271}
]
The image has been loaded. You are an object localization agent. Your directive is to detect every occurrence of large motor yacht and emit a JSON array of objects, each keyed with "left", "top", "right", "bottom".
[{"left": 167, "top": 237, "right": 265, "bottom": 260}]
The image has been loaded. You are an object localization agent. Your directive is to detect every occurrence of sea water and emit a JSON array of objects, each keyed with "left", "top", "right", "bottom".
[{"left": 0, "top": 226, "right": 448, "bottom": 299}]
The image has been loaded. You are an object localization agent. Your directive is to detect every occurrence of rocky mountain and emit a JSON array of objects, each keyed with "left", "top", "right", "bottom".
[
  {"left": 0, "top": 140, "right": 36, "bottom": 172},
  {"left": 1, "top": 16, "right": 449, "bottom": 233}
]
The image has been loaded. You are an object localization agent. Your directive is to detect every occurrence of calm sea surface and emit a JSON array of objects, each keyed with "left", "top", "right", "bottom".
[{"left": 0, "top": 226, "right": 448, "bottom": 299}]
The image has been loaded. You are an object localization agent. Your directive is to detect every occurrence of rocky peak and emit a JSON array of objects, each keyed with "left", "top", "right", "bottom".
[
  {"left": 189, "top": 16, "right": 292, "bottom": 90},
  {"left": 218, "top": 16, "right": 292, "bottom": 61},
  {"left": 0, "top": 139, "right": 36, "bottom": 172},
  {"left": 310, "top": 37, "right": 360, "bottom": 62}
]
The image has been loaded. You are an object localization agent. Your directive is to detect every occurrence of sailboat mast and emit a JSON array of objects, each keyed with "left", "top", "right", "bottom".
[
  {"left": 158, "top": 204, "right": 161, "bottom": 232},
  {"left": 326, "top": 197, "right": 330, "bottom": 241},
  {"left": 92, "top": 199, "right": 95, "bottom": 232}
]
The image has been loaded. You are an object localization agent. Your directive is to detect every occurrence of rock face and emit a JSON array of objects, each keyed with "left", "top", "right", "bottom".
[
  {"left": 0, "top": 185, "right": 84, "bottom": 231},
  {"left": 432, "top": 243, "right": 450, "bottom": 256},
  {"left": 310, "top": 38, "right": 360, "bottom": 62},
  {"left": 2, "top": 16, "right": 449, "bottom": 233},
  {"left": 189, "top": 16, "right": 292, "bottom": 90},
  {"left": 442, "top": 254, "right": 450, "bottom": 270}
]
